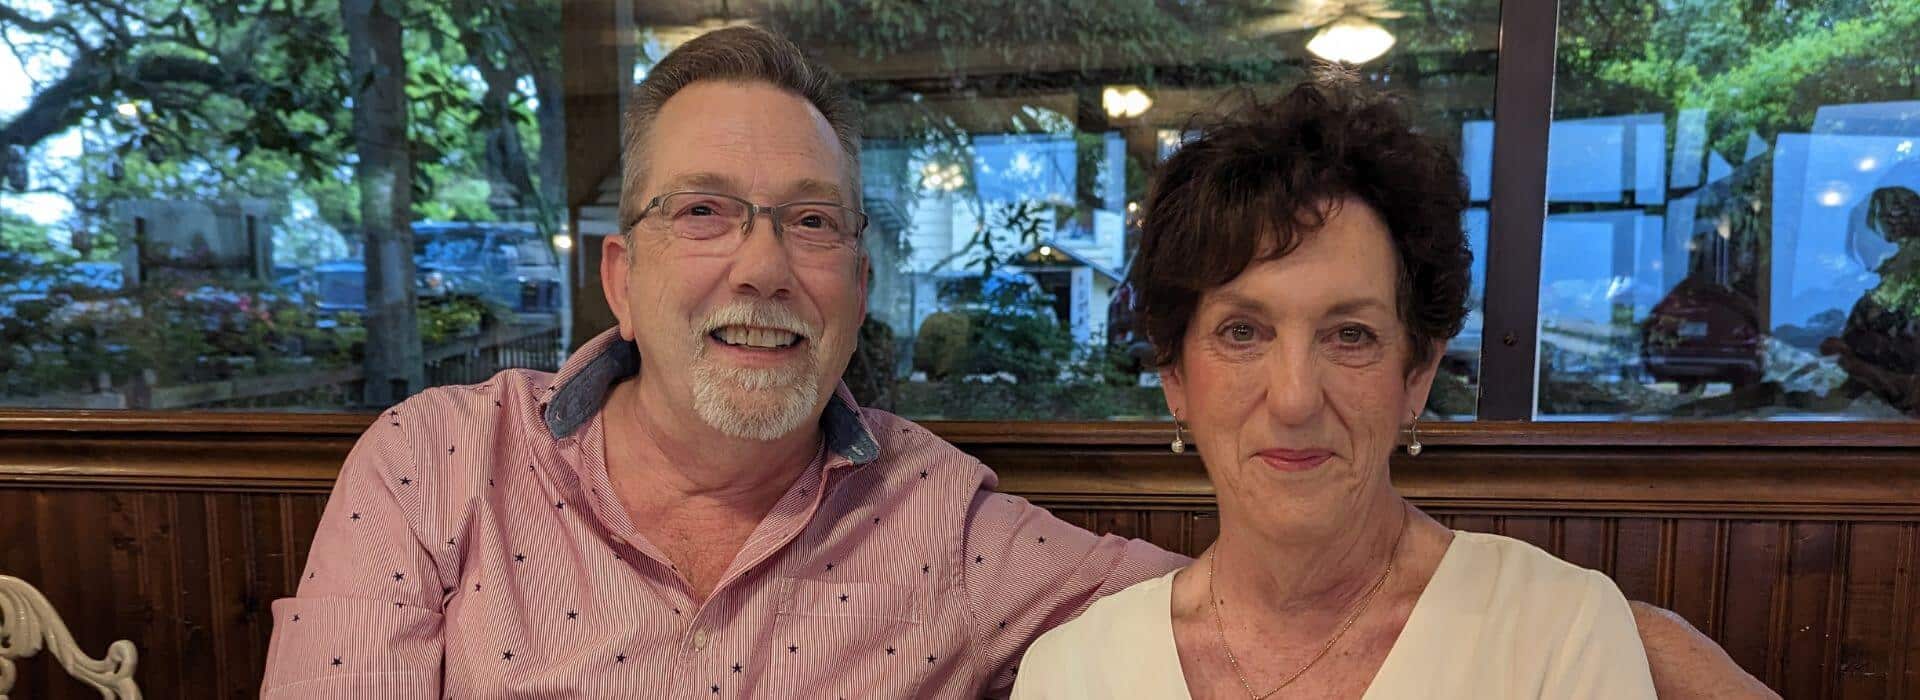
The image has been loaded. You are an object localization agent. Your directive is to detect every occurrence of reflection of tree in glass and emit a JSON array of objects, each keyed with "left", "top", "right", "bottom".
[{"left": 1824, "top": 187, "right": 1920, "bottom": 416}]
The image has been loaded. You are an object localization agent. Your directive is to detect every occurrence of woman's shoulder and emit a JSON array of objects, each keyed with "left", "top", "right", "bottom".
[{"left": 1445, "top": 530, "right": 1622, "bottom": 600}]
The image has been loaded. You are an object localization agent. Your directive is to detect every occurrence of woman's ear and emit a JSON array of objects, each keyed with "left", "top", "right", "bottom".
[
  {"left": 1402, "top": 340, "right": 1449, "bottom": 419},
  {"left": 1160, "top": 363, "right": 1186, "bottom": 419}
]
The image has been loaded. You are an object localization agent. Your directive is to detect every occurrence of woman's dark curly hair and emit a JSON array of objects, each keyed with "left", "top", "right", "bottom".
[{"left": 1129, "top": 72, "right": 1472, "bottom": 370}]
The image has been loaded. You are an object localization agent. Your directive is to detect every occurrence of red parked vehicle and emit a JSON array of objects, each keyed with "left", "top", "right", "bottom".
[{"left": 1640, "top": 277, "right": 1766, "bottom": 389}]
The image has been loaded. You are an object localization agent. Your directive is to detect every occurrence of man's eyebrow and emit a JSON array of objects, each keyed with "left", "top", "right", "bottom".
[
  {"left": 658, "top": 172, "right": 743, "bottom": 194},
  {"left": 781, "top": 178, "right": 845, "bottom": 203}
]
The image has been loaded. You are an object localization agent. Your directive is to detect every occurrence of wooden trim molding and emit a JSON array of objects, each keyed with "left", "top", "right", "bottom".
[
  {"left": 5, "top": 410, "right": 1918, "bottom": 446},
  {"left": 2, "top": 411, "right": 1917, "bottom": 519}
]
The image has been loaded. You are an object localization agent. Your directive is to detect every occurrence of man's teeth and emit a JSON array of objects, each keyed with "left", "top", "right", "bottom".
[{"left": 713, "top": 326, "right": 801, "bottom": 349}]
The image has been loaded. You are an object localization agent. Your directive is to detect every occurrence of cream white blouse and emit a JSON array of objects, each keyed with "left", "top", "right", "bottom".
[{"left": 1012, "top": 531, "right": 1656, "bottom": 699}]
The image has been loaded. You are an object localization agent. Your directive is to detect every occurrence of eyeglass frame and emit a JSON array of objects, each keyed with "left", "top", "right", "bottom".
[{"left": 630, "top": 190, "right": 870, "bottom": 253}]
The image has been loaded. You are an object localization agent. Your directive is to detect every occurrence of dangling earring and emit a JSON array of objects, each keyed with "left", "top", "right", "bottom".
[
  {"left": 1170, "top": 411, "right": 1188, "bottom": 454},
  {"left": 1404, "top": 412, "right": 1424, "bottom": 456}
]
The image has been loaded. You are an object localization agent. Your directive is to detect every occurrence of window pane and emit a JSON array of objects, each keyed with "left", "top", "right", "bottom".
[
  {"left": 0, "top": 0, "right": 569, "bottom": 411},
  {"left": 1539, "top": 1, "right": 1920, "bottom": 420},
  {"left": 632, "top": 0, "right": 1500, "bottom": 420}
]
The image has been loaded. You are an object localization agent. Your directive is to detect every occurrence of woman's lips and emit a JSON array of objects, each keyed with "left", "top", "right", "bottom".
[{"left": 1258, "top": 448, "right": 1333, "bottom": 472}]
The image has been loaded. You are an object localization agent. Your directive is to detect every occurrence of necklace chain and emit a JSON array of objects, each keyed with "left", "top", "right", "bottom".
[{"left": 1207, "top": 506, "right": 1409, "bottom": 699}]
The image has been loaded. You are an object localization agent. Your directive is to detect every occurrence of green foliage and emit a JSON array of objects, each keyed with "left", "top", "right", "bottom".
[{"left": 912, "top": 311, "right": 971, "bottom": 380}]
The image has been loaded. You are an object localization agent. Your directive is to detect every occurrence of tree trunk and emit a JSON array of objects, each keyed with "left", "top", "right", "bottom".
[{"left": 342, "top": 0, "right": 423, "bottom": 406}]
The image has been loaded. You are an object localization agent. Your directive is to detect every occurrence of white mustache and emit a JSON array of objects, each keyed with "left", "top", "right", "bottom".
[{"left": 696, "top": 301, "right": 818, "bottom": 341}]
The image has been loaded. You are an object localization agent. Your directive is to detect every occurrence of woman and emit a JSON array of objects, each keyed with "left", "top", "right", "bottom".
[{"left": 1012, "top": 76, "right": 1656, "bottom": 698}]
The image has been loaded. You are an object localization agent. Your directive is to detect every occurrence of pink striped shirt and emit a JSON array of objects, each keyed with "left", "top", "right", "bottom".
[{"left": 262, "top": 328, "right": 1188, "bottom": 698}]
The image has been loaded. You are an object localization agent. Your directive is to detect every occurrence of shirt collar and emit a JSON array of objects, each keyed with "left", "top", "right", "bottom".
[{"left": 543, "top": 328, "right": 880, "bottom": 466}]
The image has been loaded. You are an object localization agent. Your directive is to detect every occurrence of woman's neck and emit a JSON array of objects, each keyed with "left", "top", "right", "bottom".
[{"left": 1208, "top": 492, "right": 1412, "bottom": 621}]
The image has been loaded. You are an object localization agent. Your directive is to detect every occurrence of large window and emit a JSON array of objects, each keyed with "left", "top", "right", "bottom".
[
  {"left": 6, "top": 0, "right": 1915, "bottom": 424},
  {"left": 0, "top": 0, "right": 568, "bottom": 411},
  {"left": 629, "top": 0, "right": 1501, "bottom": 421},
  {"left": 1537, "top": 0, "right": 1920, "bottom": 419}
]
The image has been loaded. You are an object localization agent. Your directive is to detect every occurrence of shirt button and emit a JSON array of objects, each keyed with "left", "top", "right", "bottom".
[{"left": 691, "top": 627, "right": 711, "bottom": 651}]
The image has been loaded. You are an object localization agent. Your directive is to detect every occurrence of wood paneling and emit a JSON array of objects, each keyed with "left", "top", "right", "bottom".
[{"left": 3, "top": 415, "right": 1919, "bottom": 697}]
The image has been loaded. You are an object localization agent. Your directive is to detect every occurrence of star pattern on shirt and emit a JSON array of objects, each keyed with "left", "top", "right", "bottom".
[{"left": 293, "top": 388, "right": 1055, "bottom": 693}]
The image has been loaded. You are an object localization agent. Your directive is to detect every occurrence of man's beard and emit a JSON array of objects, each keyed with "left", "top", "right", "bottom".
[{"left": 688, "top": 300, "right": 823, "bottom": 441}]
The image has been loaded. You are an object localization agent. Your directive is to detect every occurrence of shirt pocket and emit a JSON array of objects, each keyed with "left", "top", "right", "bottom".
[
  {"left": 776, "top": 577, "right": 924, "bottom": 623},
  {"left": 761, "top": 578, "right": 928, "bottom": 697}
]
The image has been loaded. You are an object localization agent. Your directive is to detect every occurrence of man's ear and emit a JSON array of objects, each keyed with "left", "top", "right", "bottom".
[{"left": 602, "top": 233, "right": 636, "bottom": 341}]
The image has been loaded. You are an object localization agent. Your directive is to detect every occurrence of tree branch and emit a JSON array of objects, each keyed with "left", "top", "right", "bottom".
[{"left": 0, "top": 5, "right": 89, "bottom": 49}]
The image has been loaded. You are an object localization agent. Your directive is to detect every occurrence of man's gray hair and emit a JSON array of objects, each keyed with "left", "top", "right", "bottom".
[{"left": 618, "top": 26, "right": 862, "bottom": 235}]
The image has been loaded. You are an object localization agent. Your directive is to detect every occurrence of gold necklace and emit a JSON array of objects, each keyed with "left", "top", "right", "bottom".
[{"left": 1207, "top": 506, "right": 1408, "bottom": 699}]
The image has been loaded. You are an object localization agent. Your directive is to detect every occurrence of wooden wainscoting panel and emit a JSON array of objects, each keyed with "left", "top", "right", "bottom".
[
  {"left": 1611, "top": 518, "right": 1665, "bottom": 608},
  {"left": 0, "top": 488, "right": 332, "bottom": 699},
  {"left": 4, "top": 417, "right": 1920, "bottom": 697}
]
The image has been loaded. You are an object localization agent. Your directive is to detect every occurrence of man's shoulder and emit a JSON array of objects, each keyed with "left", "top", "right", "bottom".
[
  {"left": 357, "top": 367, "right": 557, "bottom": 484},
  {"left": 856, "top": 407, "right": 997, "bottom": 482}
]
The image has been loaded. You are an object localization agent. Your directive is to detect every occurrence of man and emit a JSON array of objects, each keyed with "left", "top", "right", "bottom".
[{"left": 263, "top": 26, "right": 1773, "bottom": 698}]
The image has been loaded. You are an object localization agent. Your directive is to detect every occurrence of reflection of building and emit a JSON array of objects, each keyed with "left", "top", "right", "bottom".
[
  {"left": 862, "top": 132, "right": 1130, "bottom": 346},
  {"left": 1017, "top": 243, "right": 1122, "bottom": 346},
  {"left": 110, "top": 199, "right": 274, "bottom": 285}
]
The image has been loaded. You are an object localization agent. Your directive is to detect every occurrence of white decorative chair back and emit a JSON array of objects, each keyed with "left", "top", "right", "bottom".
[{"left": 0, "top": 574, "right": 141, "bottom": 700}]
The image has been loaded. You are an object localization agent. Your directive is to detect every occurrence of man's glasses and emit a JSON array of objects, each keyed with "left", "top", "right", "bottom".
[{"left": 633, "top": 191, "right": 868, "bottom": 256}]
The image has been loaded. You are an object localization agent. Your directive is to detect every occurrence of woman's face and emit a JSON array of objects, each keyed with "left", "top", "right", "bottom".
[{"left": 1162, "top": 197, "right": 1443, "bottom": 535}]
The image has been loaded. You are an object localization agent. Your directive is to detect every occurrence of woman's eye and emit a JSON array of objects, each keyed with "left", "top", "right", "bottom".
[
  {"left": 1338, "top": 326, "right": 1370, "bottom": 344},
  {"left": 1226, "top": 323, "right": 1257, "bottom": 343}
]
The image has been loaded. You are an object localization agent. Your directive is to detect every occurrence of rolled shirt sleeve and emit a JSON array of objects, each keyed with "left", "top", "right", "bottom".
[{"left": 262, "top": 405, "right": 447, "bottom": 698}]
